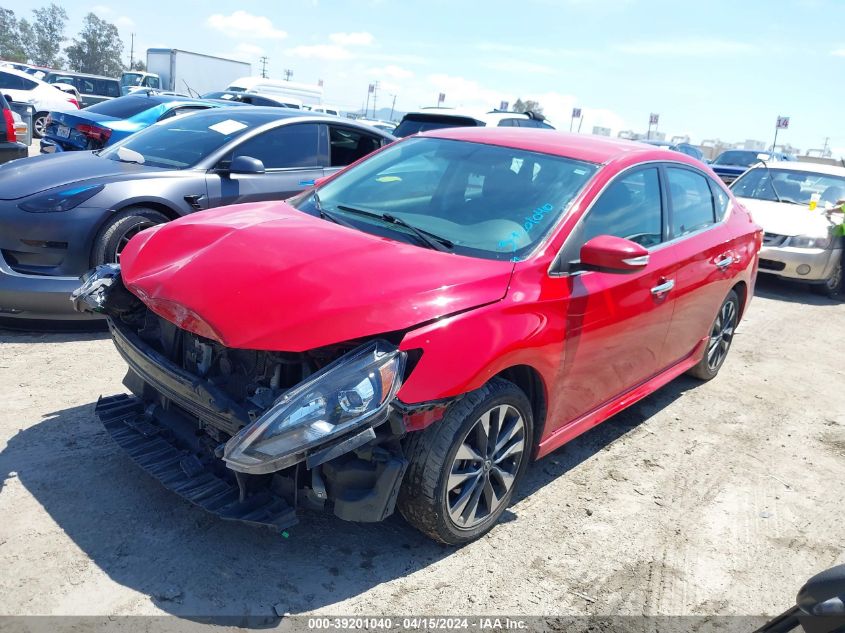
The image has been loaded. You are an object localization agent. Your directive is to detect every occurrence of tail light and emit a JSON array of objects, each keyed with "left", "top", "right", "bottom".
[
  {"left": 77, "top": 123, "right": 112, "bottom": 145},
  {"left": 67, "top": 97, "right": 80, "bottom": 109},
  {"left": 2, "top": 109, "right": 16, "bottom": 143}
]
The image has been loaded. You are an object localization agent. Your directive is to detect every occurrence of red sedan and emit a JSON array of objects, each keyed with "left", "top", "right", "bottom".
[{"left": 74, "top": 128, "right": 762, "bottom": 544}]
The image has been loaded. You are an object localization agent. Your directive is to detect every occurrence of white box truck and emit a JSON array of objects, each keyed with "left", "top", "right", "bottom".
[{"left": 146, "top": 49, "right": 251, "bottom": 97}]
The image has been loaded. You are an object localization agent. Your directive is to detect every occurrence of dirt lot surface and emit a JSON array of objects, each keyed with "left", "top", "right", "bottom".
[{"left": 0, "top": 275, "right": 843, "bottom": 624}]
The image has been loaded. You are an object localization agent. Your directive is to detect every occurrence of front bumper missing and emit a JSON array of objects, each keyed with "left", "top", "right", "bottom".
[{"left": 95, "top": 394, "right": 298, "bottom": 531}]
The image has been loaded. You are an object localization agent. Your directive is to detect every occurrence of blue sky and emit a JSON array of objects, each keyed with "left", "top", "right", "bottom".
[{"left": 10, "top": 0, "right": 845, "bottom": 154}]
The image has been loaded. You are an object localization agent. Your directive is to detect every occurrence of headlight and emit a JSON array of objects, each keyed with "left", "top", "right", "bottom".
[
  {"left": 223, "top": 340, "right": 406, "bottom": 474},
  {"left": 787, "top": 235, "right": 831, "bottom": 249},
  {"left": 18, "top": 184, "right": 104, "bottom": 213}
]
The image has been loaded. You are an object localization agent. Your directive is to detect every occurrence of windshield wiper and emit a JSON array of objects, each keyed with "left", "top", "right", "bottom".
[
  {"left": 335, "top": 204, "right": 454, "bottom": 252},
  {"left": 312, "top": 192, "right": 356, "bottom": 228},
  {"left": 757, "top": 159, "right": 782, "bottom": 203}
]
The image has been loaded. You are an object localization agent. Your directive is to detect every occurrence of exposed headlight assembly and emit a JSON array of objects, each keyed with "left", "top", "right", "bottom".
[
  {"left": 224, "top": 340, "right": 406, "bottom": 474},
  {"left": 70, "top": 263, "right": 121, "bottom": 313},
  {"left": 787, "top": 235, "right": 831, "bottom": 249},
  {"left": 18, "top": 184, "right": 104, "bottom": 213}
]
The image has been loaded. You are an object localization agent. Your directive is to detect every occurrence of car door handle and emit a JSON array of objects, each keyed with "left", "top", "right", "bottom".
[
  {"left": 715, "top": 255, "right": 734, "bottom": 269},
  {"left": 650, "top": 279, "right": 675, "bottom": 295}
]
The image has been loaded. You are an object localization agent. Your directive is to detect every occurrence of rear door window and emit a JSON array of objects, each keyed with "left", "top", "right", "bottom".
[
  {"left": 666, "top": 167, "right": 716, "bottom": 237},
  {"left": 0, "top": 71, "right": 36, "bottom": 91},
  {"left": 329, "top": 126, "right": 384, "bottom": 167}
]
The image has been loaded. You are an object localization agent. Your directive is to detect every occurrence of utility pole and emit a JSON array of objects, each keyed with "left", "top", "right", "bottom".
[
  {"left": 259, "top": 56, "right": 269, "bottom": 79},
  {"left": 389, "top": 94, "right": 397, "bottom": 121},
  {"left": 129, "top": 32, "right": 135, "bottom": 70},
  {"left": 283, "top": 69, "right": 293, "bottom": 81},
  {"left": 823, "top": 136, "right": 831, "bottom": 157},
  {"left": 371, "top": 80, "right": 380, "bottom": 118}
]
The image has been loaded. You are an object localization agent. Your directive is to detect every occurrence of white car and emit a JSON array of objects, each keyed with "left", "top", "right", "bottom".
[
  {"left": 731, "top": 161, "right": 844, "bottom": 297},
  {"left": 393, "top": 107, "right": 554, "bottom": 137},
  {"left": 0, "top": 66, "right": 80, "bottom": 138}
]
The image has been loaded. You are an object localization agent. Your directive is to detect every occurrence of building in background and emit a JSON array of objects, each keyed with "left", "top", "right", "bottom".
[{"left": 592, "top": 126, "right": 611, "bottom": 136}]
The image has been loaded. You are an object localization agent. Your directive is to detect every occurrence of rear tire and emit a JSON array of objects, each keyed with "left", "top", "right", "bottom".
[
  {"left": 91, "top": 207, "right": 169, "bottom": 266},
  {"left": 811, "top": 257, "right": 843, "bottom": 299},
  {"left": 398, "top": 378, "right": 533, "bottom": 545},
  {"left": 687, "top": 289, "right": 740, "bottom": 381},
  {"left": 32, "top": 112, "right": 49, "bottom": 138}
]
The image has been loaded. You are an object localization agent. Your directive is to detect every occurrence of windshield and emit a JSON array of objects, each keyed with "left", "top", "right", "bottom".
[
  {"left": 732, "top": 168, "right": 845, "bottom": 206},
  {"left": 713, "top": 150, "right": 768, "bottom": 167},
  {"left": 294, "top": 137, "right": 599, "bottom": 261},
  {"left": 85, "top": 97, "right": 157, "bottom": 118},
  {"left": 121, "top": 73, "right": 143, "bottom": 87},
  {"left": 393, "top": 114, "right": 484, "bottom": 138},
  {"left": 100, "top": 110, "right": 255, "bottom": 169}
]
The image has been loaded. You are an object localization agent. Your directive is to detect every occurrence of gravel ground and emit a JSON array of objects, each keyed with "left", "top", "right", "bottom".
[{"left": 0, "top": 275, "right": 843, "bottom": 624}]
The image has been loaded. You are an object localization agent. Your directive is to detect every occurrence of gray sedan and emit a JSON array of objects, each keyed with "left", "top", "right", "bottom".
[{"left": 0, "top": 107, "right": 394, "bottom": 323}]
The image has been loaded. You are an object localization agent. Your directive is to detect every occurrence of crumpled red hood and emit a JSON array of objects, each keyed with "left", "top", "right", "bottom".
[{"left": 119, "top": 202, "right": 515, "bottom": 351}]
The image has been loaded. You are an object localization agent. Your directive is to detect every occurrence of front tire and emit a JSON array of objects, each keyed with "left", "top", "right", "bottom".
[
  {"left": 91, "top": 207, "right": 169, "bottom": 266},
  {"left": 398, "top": 378, "right": 533, "bottom": 545},
  {"left": 687, "top": 289, "right": 739, "bottom": 381},
  {"left": 812, "top": 257, "right": 843, "bottom": 299}
]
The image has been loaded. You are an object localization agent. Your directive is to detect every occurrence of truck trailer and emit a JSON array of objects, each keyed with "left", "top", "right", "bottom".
[{"left": 146, "top": 49, "right": 251, "bottom": 97}]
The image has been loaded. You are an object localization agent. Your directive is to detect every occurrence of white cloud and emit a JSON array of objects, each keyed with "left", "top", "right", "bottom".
[
  {"left": 289, "top": 32, "right": 378, "bottom": 61},
  {"left": 426, "top": 74, "right": 503, "bottom": 109},
  {"left": 617, "top": 38, "right": 757, "bottom": 56},
  {"left": 482, "top": 60, "right": 557, "bottom": 75},
  {"left": 328, "top": 32, "right": 374, "bottom": 47},
  {"left": 367, "top": 64, "right": 413, "bottom": 80},
  {"left": 831, "top": 48, "right": 845, "bottom": 57},
  {"left": 287, "top": 44, "right": 352, "bottom": 61},
  {"left": 206, "top": 11, "right": 287, "bottom": 40},
  {"left": 89, "top": 5, "right": 134, "bottom": 29}
]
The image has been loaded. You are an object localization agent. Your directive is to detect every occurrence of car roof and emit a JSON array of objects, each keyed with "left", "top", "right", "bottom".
[
  {"left": 47, "top": 70, "right": 117, "bottom": 81},
  {"left": 419, "top": 127, "right": 675, "bottom": 164},
  {"left": 403, "top": 107, "right": 536, "bottom": 121},
  {"left": 1, "top": 65, "right": 48, "bottom": 84},
  {"left": 747, "top": 160, "right": 845, "bottom": 177},
  {"left": 171, "top": 106, "right": 395, "bottom": 134}
]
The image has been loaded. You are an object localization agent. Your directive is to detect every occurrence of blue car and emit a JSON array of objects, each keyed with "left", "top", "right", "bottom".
[{"left": 39, "top": 93, "right": 245, "bottom": 153}]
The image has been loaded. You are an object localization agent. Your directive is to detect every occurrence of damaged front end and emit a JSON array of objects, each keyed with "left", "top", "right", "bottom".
[{"left": 74, "top": 265, "right": 411, "bottom": 532}]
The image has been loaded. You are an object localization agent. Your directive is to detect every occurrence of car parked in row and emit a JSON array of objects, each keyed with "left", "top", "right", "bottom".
[
  {"left": 0, "top": 94, "right": 27, "bottom": 165},
  {"left": 710, "top": 149, "right": 796, "bottom": 184},
  {"left": 0, "top": 66, "right": 80, "bottom": 137},
  {"left": 120, "top": 71, "right": 162, "bottom": 96},
  {"left": 73, "top": 129, "right": 761, "bottom": 544},
  {"left": 202, "top": 90, "right": 303, "bottom": 109},
  {"left": 40, "top": 93, "right": 246, "bottom": 153},
  {"left": 0, "top": 107, "right": 394, "bottom": 323},
  {"left": 44, "top": 71, "right": 121, "bottom": 109},
  {"left": 642, "top": 138, "right": 705, "bottom": 162},
  {"left": 393, "top": 107, "right": 554, "bottom": 137},
  {"left": 731, "top": 161, "right": 844, "bottom": 297}
]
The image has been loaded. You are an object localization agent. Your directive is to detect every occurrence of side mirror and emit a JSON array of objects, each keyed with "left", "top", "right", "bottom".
[
  {"left": 228, "top": 155, "right": 265, "bottom": 176},
  {"left": 579, "top": 235, "right": 649, "bottom": 273},
  {"left": 797, "top": 564, "right": 845, "bottom": 618}
]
